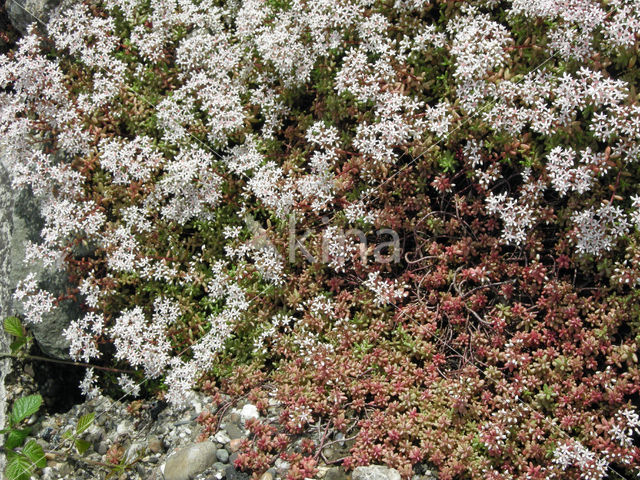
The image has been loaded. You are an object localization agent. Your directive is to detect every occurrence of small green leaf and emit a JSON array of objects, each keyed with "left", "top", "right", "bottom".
[
  {"left": 10, "top": 338, "right": 27, "bottom": 354},
  {"left": 11, "top": 395, "right": 42, "bottom": 426},
  {"left": 4, "top": 428, "right": 31, "bottom": 450},
  {"left": 62, "top": 429, "right": 73, "bottom": 440},
  {"left": 22, "top": 440, "right": 46, "bottom": 468},
  {"left": 76, "top": 412, "right": 95, "bottom": 435},
  {"left": 5, "top": 449, "right": 18, "bottom": 462},
  {"left": 6, "top": 454, "right": 33, "bottom": 480},
  {"left": 74, "top": 438, "right": 91, "bottom": 455},
  {"left": 4, "top": 317, "right": 24, "bottom": 338}
]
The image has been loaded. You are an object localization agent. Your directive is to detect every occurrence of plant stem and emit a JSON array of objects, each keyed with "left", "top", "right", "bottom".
[{"left": 0, "top": 352, "right": 137, "bottom": 374}]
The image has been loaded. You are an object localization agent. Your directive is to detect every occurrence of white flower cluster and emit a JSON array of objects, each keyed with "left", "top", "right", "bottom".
[
  {"left": 63, "top": 312, "right": 105, "bottom": 363},
  {"left": 252, "top": 245, "right": 287, "bottom": 286},
  {"left": 610, "top": 408, "right": 640, "bottom": 448},
  {"left": 47, "top": 3, "right": 120, "bottom": 69},
  {"left": 224, "top": 218, "right": 286, "bottom": 285},
  {"left": 117, "top": 374, "right": 141, "bottom": 397},
  {"left": 253, "top": 313, "right": 294, "bottom": 354},
  {"left": 353, "top": 92, "right": 433, "bottom": 165},
  {"left": 164, "top": 281, "right": 251, "bottom": 405},
  {"left": 224, "top": 136, "right": 264, "bottom": 175},
  {"left": 12, "top": 273, "right": 57, "bottom": 325},
  {"left": 247, "top": 162, "right": 296, "bottom": 219},
  {"left": 287, "top": 404, "right": 314, "bottom": 431},
  {"left": 155, "top": 147, "right": 223, "bottom": 224},
  {"left": 110, "top": 298, "right": 181, "bottom": 378},
  {"left": 552, "top": 440, "right": 608, "bottom": 480},
  {"left": 571, "top": 203, "right": 630, "bottom": 256},
  {"left": 99, "top": 136, "right": 163, "bottom": 186},
  {"left": 79, "top": 368, "right": 101, "bottom": 400},
  {"left": 322, "top": 226, "right": 360, "bottom": 272},
  {"left": 447, "top": 6, "right": 512, "bottom": 82},
  {"left": 485, "top": 192, "right": 538, "bottom": 246},
  {"left": 546, "top": 146, "right": 599, "bottom": 197},
  {"left": 363, "top": 272, "right": 408, "bottom": 306},
  {"left": 510, "top": 0, "right": 639, "bottom": 53}
]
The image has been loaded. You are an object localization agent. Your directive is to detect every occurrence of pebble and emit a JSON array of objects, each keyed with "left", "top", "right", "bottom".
[
  {"left": 116, "top": 420, "right": 130, "bottom": 435},
  {"left": 260, "top": 472, "right": 273, "bottom": 480},
  {"left": 97, "top": 440, "right": 109, "bottom": 455},
  {"left": 225, "top": 423, "right": 244, "bottom": 440},
  {"left": 229, "top": 438, "right": 243, "bottom": 452},
  {"left": 352, "top": 466, "right": 402, "bottom": 480},
  {"left": 325, "top": 467, "right": 349, "bottom": 480},
  {"left": 125, "top": 441, "right": 145, "bottom": 463},
  {"left": 275, "top": 458, "right": 291, "bottom": 475},
  {"left": 216, "top": 448, "right": 230, "bottom": 463},
  {"left": 163, "top": 442, "right": 218, "bottom": 480},
  {"left": 225, "top": 464, "right": 250, "bottom": 480},
  {"left": 214, "top": 430, "right": 231, "bottom": 444},
  {"left": 148, "top": 435, "right": 164, "bottom": 453},
  {"left": 240, "top": 404, "right": 259, "bottom": 424}
]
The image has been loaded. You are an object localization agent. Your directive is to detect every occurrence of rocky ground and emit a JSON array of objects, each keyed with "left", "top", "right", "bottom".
[{"left": 3, "top": 358, "right": 438, "bottom": 480}]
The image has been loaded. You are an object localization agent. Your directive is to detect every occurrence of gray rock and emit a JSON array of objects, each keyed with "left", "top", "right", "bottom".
[
  {"left": 116, "top": 420, "right": 131, "bottom": 435},
  {"left": 325, "top": 467, "right": 349, "bottom": 480},
  {"left": 274, "top": 458, "right": 290, "bottom": 475},
  {"left": 0, "top": 160, "right": 14, "bottom": 474},
  {"left": 240, "top": 404, "right": 259, "bottom": 424},
  {"left": 353, "top": 466, "right": 402, "bottom": 480},
  {"left": 96, "top": 440, "right": 109, "bottom": 455},
  {"left": 413, "top": 464, "right": 438, "bottom": 479},
  {"left": 224, "top": 464, "right": 250, "bottom": 480},
  {"left": 164, "top": 442, "right": 217, "bottom": 480},
  {"left": 125, "top": 441, "right": 145, "bottom": 463},
  {"left": 216, "top": 448, "right": 229, "bottom": 463},
  {"left": 225, "top": 423, "right": 244, "bottom": 440},
  {"left": 214, "top": 430, "right": 230, "bottom": 444},
  {"left": 8, "top": 187, "right": 80, "bottom": 360},
  {"left": 148, "top": 435, "right": 164, "bottom": 453},
  {"left": 86, "top": 428, "right": 104, "bottom": 448},
  {"left": 5, "top": 0, "right": 61, "bottom": 34},
  {"left": 420, "top": 471, "right": 438, "bottom": 480}
]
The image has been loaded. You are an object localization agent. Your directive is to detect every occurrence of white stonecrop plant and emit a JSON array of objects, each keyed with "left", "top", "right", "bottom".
[{"left": 0, "top": 0, "right": 638, "bottom": 426}]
